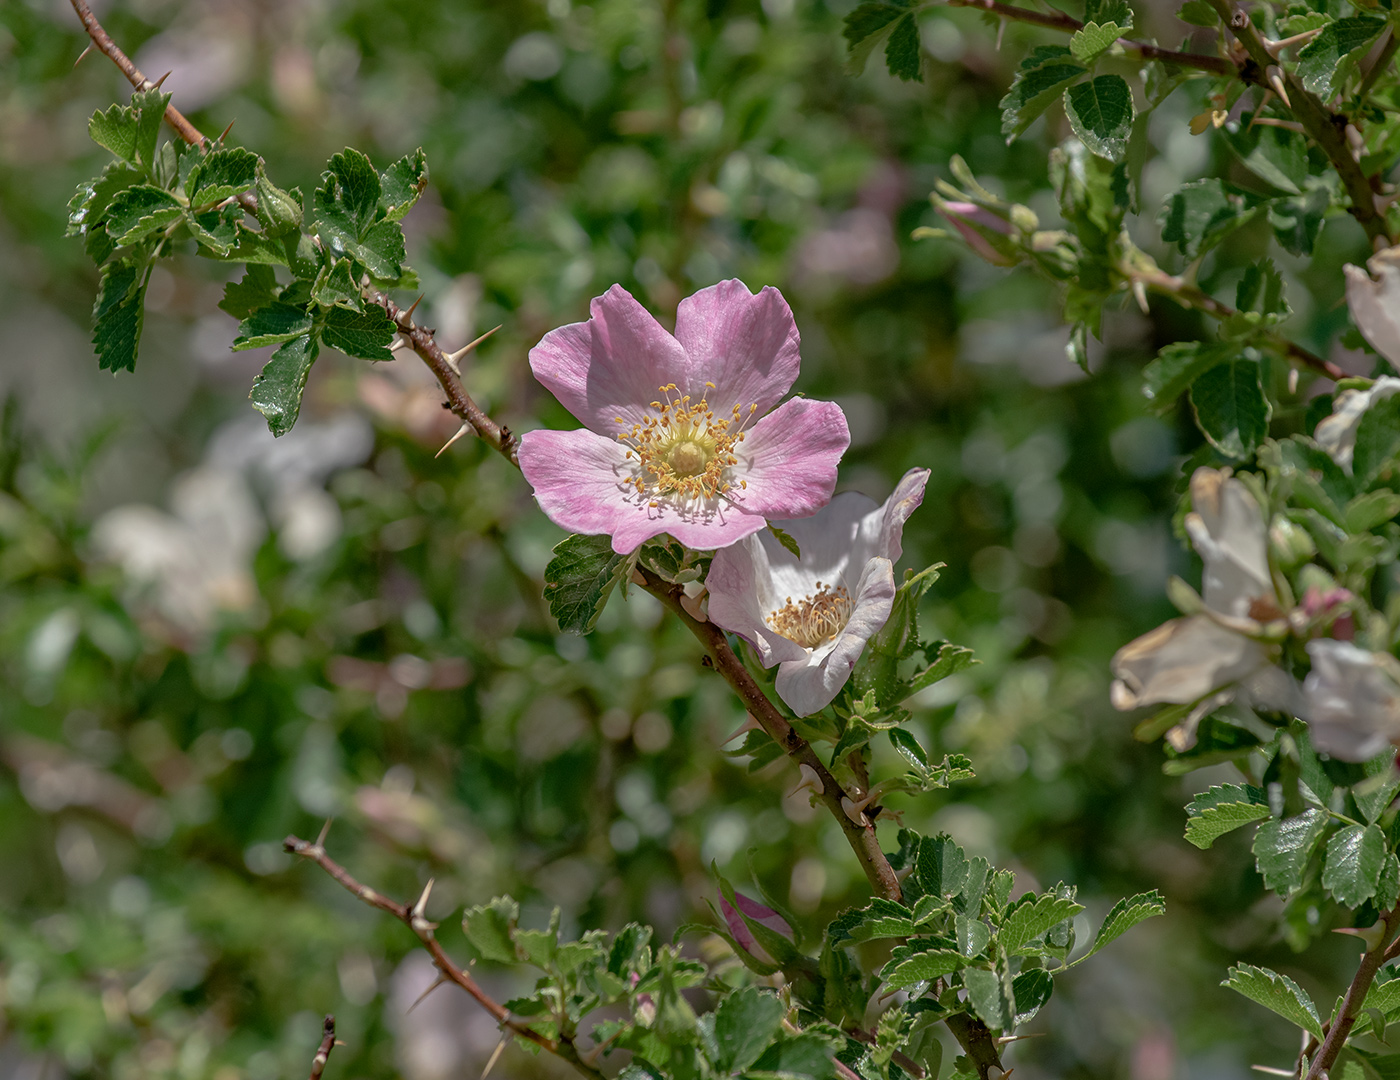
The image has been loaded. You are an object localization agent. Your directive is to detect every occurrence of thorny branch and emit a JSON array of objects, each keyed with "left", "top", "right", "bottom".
[
  {"left": 284, "top": 830, "right": 605, "bottom": 1080},
  {"left": 1304, "top": 906, "right": 1400, "bottom": 1080},
  {"left": 308, "top": 1015, "right": 337, "bottom": 1080}
]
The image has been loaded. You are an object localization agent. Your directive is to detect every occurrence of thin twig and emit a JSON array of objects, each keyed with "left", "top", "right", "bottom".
[
  {"left": 944, "top": 0, "right": 1237, "bottom": 74},
  {"left": 1305, "top": 905, "right": 1400, "bottom": 1080},
  {"left": 309, "top": 1015, "right": 336, "bottom": 1080},
  {"left": 283, "top": 832, "right": 604, "bottom": 1079},
  {"left": 68, "top": 0, "right": 206, "bottom": 146}
]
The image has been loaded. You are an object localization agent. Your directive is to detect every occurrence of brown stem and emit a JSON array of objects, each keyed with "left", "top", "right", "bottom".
[
  {"left": 69, "top": 0, "right": 206, "bottom": 146},
  {"left": 283, "top": 833, "right": 603, "bottom": 1079},
  {"left": 944, "top": 0, "right": 1237, "bottom": 75},
  {"left": 308, "top": 1015, "right": 336, "bottom": 1080},
  {"left": 365, "top": 288, "right": 518, "bottom": 465},
  {"left": 1207, "top": 0, "right": 1391, "bottom": 246},
  {"left": 1304, "top": 905, "right": 1400, "bottom": 1080}
]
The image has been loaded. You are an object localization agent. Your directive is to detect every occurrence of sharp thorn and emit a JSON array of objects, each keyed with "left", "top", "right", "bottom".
[
  {"left": 153, "top": 70, "right": 173, "bottom": 90},
  {"left": 315, "top": 817, "right": 333, "bottom": 849},
  {"left": 721, "top": 714, "right": 762, "bottom": 745},
  {"left": 412, "top": 877, "right": 435, "bottom": 919},
  {"left": 445, "top": 325, "right": 502, "bottom": 373},
  {"left": 404, "top": 294, "right": 425, "bottom": 322},
  {"left": 407, "top": 973, "right": 450, "bottom": 1013},
  {"left": 435, "top": 422, "right": 474, "bottom": 458},
  {"left": 481, "top": 1039, "right": 507, "bottom": 1079},
  {"left": 218, "top": 118, "right": 236, "bottom": 143},
  {"left": 75, "top": 43, "right": 94, "bottom": 67}
]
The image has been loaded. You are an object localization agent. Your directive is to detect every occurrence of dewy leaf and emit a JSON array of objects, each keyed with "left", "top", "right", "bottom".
[
  {"left": 1322, "top": 823, "right": 1387, "bottom": 908},
  {"left": 999, "top": 892, "right": 1084, "bottom": 954},
  {"left": 91, "top": 260, "right": 148, "bottom": 373},
  {"left": 1183, "top": 783, "right": 1270, "bottom": 849},
  {"left": 544, "top": 534, "right": 631, "bottom": 635},
  {"left": 964, "top": 965, "right": 1015, "bottom": 1032},
  {"left": 311, "top": 259, "right": 363, "bottom": 311},
  {"left": 882, "top": 948, "right": 968, "bottom": 988},
  {"left": 462, "top": 896, "right": 520, "bottom": 965},
  {"left": 321, "top": 306, "right": 396, "bottom": 360},
  {"left": 828, "top": 898, "right": 918, "bottom": 945},
  {"left": 88, "top": 101, "right": 140, "bottom": 165},
  {"left": 884, "top": 13, "right": 923, "bottom": 81},
  {"left": 128, "top": 89, "right": 170, "bottom": 172},
  {"left": 348, "top": 218, "right": 406, "bottom": 280},
  {"left": 379, "top": 147, "right": 429, "bottom": 223},
  {"left": 104, "top": 185, "right": 186, "bottom": 247},
  {"left": 186, "top": 147, "right": 260, "bottom": 208},
  {"left": 220, "top": 264, "right": 280, "bottom": 321},
  {"left": 1253, "top": 808, "right": 1328, "bottom": 895},
  {"left": 1064, "top": 75, "right": 1134, "bottom": 162},
  {"left": 256, "top": 166, "right": 302, "bottom": 237},
  {"left": 1159, "top": 178, "right": 1259, "bottom": 258},
  {"left": 250, "top": 333, "right": 320, "bottom": 438},
  {"left": 1297, "top": 16, "right": 1386, "bottom": 98},
  {"left": 1000, "top": 51, "right": 1087, "bottom": 138},
  {"left": 1352, "top": 395, "right": 1400, "bottom": 483},
  {"left": 1142, "top": 340, "right": 1235, "bottom": 411},
  {"left": 712, "top": 987, "right": 785, "bottom": 1074},
  {"left": 1222, "top": 964, "right": 1324, "bottom": 1039},
  {"left": 315, "top": 147, "right": 382, "bottom": 240},
  {"left": 1012, "top": 968, "right": 1054, "bottom": 1025},
  {"left": 843, "top": 0, "right": 915, "bottom": 75},
  {"left": 233, "top": 303, "right": 315, "bottom": 350},
  {"left": 1072, "top": 890, "right": 1166, "bottom": 966},
  {"left": 1189, "top": 359, "right": 1271, "bottom": 460},
  {"left": 915, "top": 834, "right": 970, "bottom": 899},
  {"left": 1070, "top": 21, "right": 1124, "bottom": 64}
]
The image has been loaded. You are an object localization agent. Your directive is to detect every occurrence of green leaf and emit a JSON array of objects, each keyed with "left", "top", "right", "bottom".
[
  {"left": 914, "top": 834, "right": 970, "bottom": 900},
  {"left": 1071, "top": 890, "right": 1166, "bottom": 967},
  {"left": 1084, "top": 0, "right": 1132, "bottom": 23},
  {"left": 906, "top": 641, "right": 978, "bottom": 696},
  {"left": 186, "top": 147, "right": 260, "bottom": 207},
  {"left": 1270, "top": 186, "right": 1330, "bottom": 257},
  {"left": 220, "top": 265, "right": 280, "bottom": 321},
  {"left": 1236, "top": 259, "right": 1288, "bottom": 320},
  {"left": 379, "top": 147, "right": 429, "bottom": 222},
  {"left": 1223, "top": 118, "right": 1307, "bottom": 195},
  {"left": 544, "top": 534, "right": 631, "bottom": 635},
  {"left": 1070, "top": 21, "right": 1125, "bottom": 64},
  {"left": 1000, "top": 51, "right": 1087, "bottom": 138},
  {"left": 1222, "top": 963, "right": 1324, "bottom": 1039},
  {"left": 1012, "top": 969, "right": 1054, "bottom": 1024},
  {"left": 964, "top": 965, "right": 1015, "bottom": 1032},
  {"left": 1353, "top": 395, "right": 1400, "bottom": 483},
  {"left": 1183, "top": 783, "right": 1270, "bottom": 849},
  {"left": 843, "top": 0, "right": 916, "bottom": 75},
  {"left": 1345, "top": 490, "right": 1400, "bottom": 534},
  {"left": 1064, "top": 75, "right": 1135, "bottom": 162},
  {"left": 884, "top": 13, "right": 923, "bottom": 81},
  {"left": 463, "top": 896, "right": 520, "bottom": 964},
  {"left": 955, "top": 913, "right": 991, "bottom": 957},
  {"left": 1253, "top": 809, "right": 1328, "bottom": 895},
  {"left": 104, "top": 185, "right": 186, "bottom": 247},
  {"left": 322, "top": 305, "right": 396, "bottom": 360},
  {"left": 255, "top": 166, "right": 303, "bottom": 237},
  {"left": 1142, "top": 340, "right": 1235, "bottom": 411},
  {"left": 250, "top": 333, "right": 320, "bottom": 437},
  {"left": 349, "top": 218, "right": 406, "bottom": 280},
  {"left": 1159, "top": 178, "right": 1259, "bottom": 258},
  {"left": 749, "top": 1034, "right": 839, "bottom": 1080},
  {"left": 88, "top": 89, "right": 169, "bottom": 170},
  {"left": 68, "top": 162, "right": 146, "bottom": 261},
  {"left": 91, "top": 260, "right": 148, "bottom": 373},
  {"left": 827, "top": 898, "right": 917, "bottom": 945},
  {"left": 128, "top": 89, "right": 170, "bottom": 172},
  {"left": 187, "top": 203, "right": 243, "bottom": 257},
  {"left": 1378, "top": 853, "right": 1400, "bottom": 912},
  {"left": 882, "top": 948, "right": 968, "bottom": 988},
  {"left": 315, "top": 148, "right": 382, "bottom": 240},
  {"left": 712, "top": 987, "right": 785, "bottom": 1074},
  {"left": 953, "top": 857, "right": 990, "bottom": 917},
  {"left": 768, "top": 525, "right": 801, "bottom": 559},
  {"left": 233, "top": 303, "right": 315, "bottom": 350},
  {"left": 999, "top": 892, "right": 1084, "bottom": 954},
  {"left": 1189, "top": 358, "right": 1271, "bottom": 459},
  {"left": 1297, "top": 16, "right": 1386, "bottom": 97},
  {"left": 311, "top": 260, "right": 363, "bottom": 311},
  {"left": 1177, "top": 0, "right": 1218, "bottom": 26},
  {"left": 1323, "top": 823, "right": 1387, "bottom": 908}
]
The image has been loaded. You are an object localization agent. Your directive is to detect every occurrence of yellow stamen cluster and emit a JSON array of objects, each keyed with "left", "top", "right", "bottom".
[
  {"left": 616, "top": 383, "right": 757, "bottom": 504},
  {"left": 767, "top": 581, "right": 853, "bottom": 649}
]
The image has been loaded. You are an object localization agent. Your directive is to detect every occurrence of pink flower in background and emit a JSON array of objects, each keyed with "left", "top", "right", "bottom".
[
  {"left": 706, "top": 469, "right": 930, "bottom": 716},
  {"left": 935, "top": 200, "right": 1016, "bottom": 266},
  {"left": 519, "top": 281, "right": 850, "bottom": 554},
  {"left": 719, "top": 890, "right": 794, "bottom": 967}
]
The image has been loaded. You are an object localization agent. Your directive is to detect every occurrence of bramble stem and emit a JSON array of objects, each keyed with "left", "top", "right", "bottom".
[
  {"left": 308, "top": 1016, "right": 336, "bottom": 1080},
  {"left": 1304, "top": 906, "right": 1400, "bottom": 1080},
  {"left": 283, "top": 833, "right": 605, "bottom": 1079}
]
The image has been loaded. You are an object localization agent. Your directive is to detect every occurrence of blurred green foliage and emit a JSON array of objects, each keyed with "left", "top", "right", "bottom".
[{"left": 0, "top": 0, "right": 1385, "bottom": 1077}]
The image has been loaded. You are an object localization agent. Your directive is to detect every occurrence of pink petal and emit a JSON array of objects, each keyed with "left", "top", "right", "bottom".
[
  {"left": 719, "top": 890, "right": 794, "bottom": 964},
  {"left": 877, "top": 468, "right": 931, "bottom": 565},
  {"left": 527, "top": 284, "right": 689, "bottom": 435},
  {"left": 672, "top": 280, "right": 801, "bottom": 418},
  {"left": 734, "top": 398, "right": 849, "bottom": 521}
]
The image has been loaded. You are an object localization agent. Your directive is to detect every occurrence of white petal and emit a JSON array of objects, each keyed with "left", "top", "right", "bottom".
[
  {"left": 705, "top": 535, "right": 810, "bottom": 665},
  {"left": 1314, "top": 376, "right": 1400, "bottom": 474},
  {"left": 1303, "top": 639, "right": 1400, "bottom": 761},
  {"left": 1110, "top": 614, "right": 1272, "bottom": 708},
  {"left": 1185, "top": 468, "right": 1273, "bottom": 618},
  {"left": 1347, "top": 249, "right": 1400, "bottom": 368}
]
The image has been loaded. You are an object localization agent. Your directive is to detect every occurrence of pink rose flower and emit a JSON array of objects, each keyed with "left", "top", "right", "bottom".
[
  {"left": 705, "top": 468, "right": 930, "bottom": 715},
  {"left": 519, "top": 281, "right": 850, "bottom": 554},
  {"left": 936, "top": 200, "right": 1016, "bottom": 267}
]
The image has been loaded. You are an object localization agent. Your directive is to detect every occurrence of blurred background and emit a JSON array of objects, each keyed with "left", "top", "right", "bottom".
[{"left": 0, "top": 0, "right": 1380, "bottom": 1077}]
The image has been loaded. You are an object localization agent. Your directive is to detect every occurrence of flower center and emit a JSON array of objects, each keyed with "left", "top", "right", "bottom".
[
  {"left": 767, "top": 581, "right": 853, "bottom": 649},
  {"left": 616, "top": 383, "right": 757, "bottom": 504}
]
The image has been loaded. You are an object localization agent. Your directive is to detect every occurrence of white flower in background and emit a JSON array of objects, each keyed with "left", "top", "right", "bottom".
[
  {"left": 706, "top": 468, "right": 929, "bottom": 716},
  {"left": 1303, "top": 639, "right": 1400, "bottom": 762},
  {"left": 1345, "top": 245, "right": 1400, "bottom": 367},
  {"left": 1111, "top": 467, "right": 1297, "bottom": 749},
  {"left": 1314, "top": 376, "right": 1400, "bottom": 474}
]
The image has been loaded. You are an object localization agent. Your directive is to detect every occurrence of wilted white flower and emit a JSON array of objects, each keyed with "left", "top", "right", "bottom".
[
  {"left": 1345, "top": 245, "right": 1400, "bottom": 367},
  {"left": 706, "top": 468, "right": 929, "bottom": 716},
  {"left": 1314, "top": 376, "right": 1400, "bottom": 474},
  {"left": 1111, "top": 467, "right": 1297, "bottom": 748},
  {"left": 1303, "top": 639, "right": 1400, "bottom": 762}
]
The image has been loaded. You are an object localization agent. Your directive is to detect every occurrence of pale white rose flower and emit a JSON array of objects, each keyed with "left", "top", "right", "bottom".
[
  {"left": 1303, "top": 639, "right": 1400, "bottom": 762},
  {"left": 1345, "top": 245, "right": 1400, "bottom": 367},
  {"left": 1314, "top": 375, "right": 1400, "bottom": 474},
  {"left": 1111, "top": 467, "right": 1298, "bottom": 749}
]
